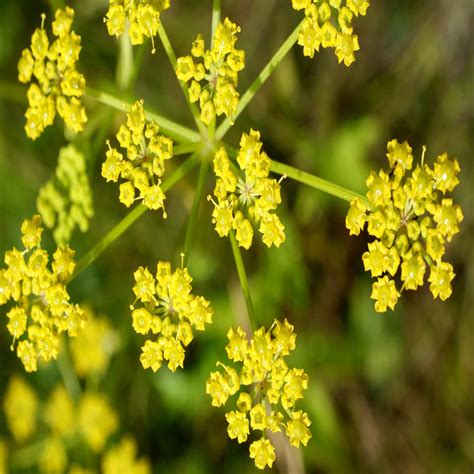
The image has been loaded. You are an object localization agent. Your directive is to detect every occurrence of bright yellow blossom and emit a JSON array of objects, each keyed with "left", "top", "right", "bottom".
[
  {"left": 102, "top": 100, "right": 173, "bottom": 214},
  {"left": 176, "top": 18, "right": 244, "bottom": 125},
  {"left": 18, "top": 7, "right": 87, "bottom": 139},
  {"left": 347, "top": 140, "right": 463, "bottom": 312},
  {"left": 207, "top": 319, "right": 311, "bottom": 469}
]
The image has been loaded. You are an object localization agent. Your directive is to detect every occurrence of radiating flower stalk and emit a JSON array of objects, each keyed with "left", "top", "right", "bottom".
[
  {"left": 207, "top": 319, "right": 311, "bottom": 470},
  {"left": 346, "top": 139, "right": 463, "bottom": 312},
  {"left": 18, "top": 7, "right": 87, "bottom": 139},
  {"left": 0, "top": 216, "right": 87, "bottom": 372}
]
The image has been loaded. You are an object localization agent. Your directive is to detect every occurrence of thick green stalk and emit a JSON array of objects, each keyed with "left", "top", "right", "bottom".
[
  {"left": 211, "top": 0, "right": 221, "bottom": 45},
  {"left": 72, "top": 155, "right": 199, "bottom": 280},
  {"left": 85, "top": 87, "right": 200, "bottom": 143},
  {"left": 216, "top": 20, "right": 304, "bottom": 140},
  {"left": 157, "top": 22, "right": 207, "bottom": 136},
  {"left": 229, "top": 230, "right": 257, "bottom": 330},
  {"left": 270, "top": 160, "right": 368, "bottom": 204},
  {"left": 174, "top": 141, "right": 202, "bottom": 156},
  {"left": 183, "top": 159, "right": 209, "bottom": 266}
]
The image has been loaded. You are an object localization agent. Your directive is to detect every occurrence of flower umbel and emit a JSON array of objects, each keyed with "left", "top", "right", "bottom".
[
  {"left": 209, "top": 129, "right": 285, "bottom": 249},
  {"left": 176, "top": 17, "right": 245, "bottom": 125},
  {"left": 346, "top": 140, "right": 463, "bottom": 312},
  {"left": 131, "top": 260, "right": 213, "bottom": 372},
  {"left": 0, "top": 215, "right": 87, "bottom": 371},
  {"left": 37, "top": 145, "right": 94, "bottom": 245},
  {"left": 206, "top": 319, "right": 311, "bottom": 470},
  {"left": 18, "top": 7, "right": 87, "bottom": 139},
  {"left": 101, "top": 99, "right": 173, "bottom": 215},
  {"left": 104, "top": 0, "right": 171, "bottom": 53},
  {"left": 292, "top": 0, "right": 370, "bottom": 66}
]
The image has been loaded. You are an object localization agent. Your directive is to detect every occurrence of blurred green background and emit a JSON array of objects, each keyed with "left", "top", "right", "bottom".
[{"left": 0, "top": 0, "right": 473, "bottom": 472}]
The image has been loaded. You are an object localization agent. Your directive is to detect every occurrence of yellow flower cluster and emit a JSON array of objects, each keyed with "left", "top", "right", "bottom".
[
  {"left": 102, "top": 99, "right": 173, "bottom": 215},
  {"left": 206, "top": 319, "right": 311, "bottom": 470},
  {"left": 291, "top": 0, "right": 370, "bottom": 66},
  {"left": 131, "top": 261, "right": 213, "bottom": 372},
  {"left": 69, "top": 308, "right": 119, "bottom": 378},
  {"left": 209, "top": 129, "right": 285, "bottom": 249},
  {"left": 17, "top": 7, "right": 87, "bottom": 140},
  {"left": 37, "top": 145, "right": 94, "bottom": 245},
  {"left": 3, "top": 375, "right": 37, "bottom": 443},
  {"left": 105, "top": 0, "right": 170, "bottom": 53},
  {"left": 176, "top": 17, "right": 245, "bottom": 125},
  {"left": 346, "top": 139, "right": 463, "bottom": 312},
  {"left": 0, "top": 215, "right": 87, "bottom": 372},
  {"left": 102, "top": 436, "right": 151, "bottom": 474}
]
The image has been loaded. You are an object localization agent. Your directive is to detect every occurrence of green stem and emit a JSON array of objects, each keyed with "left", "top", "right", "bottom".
[
  {"left": 72, "top": 155, "right": 199, "bottom": 280},
  {"left": 85, "top": 87, "right": 200, "bottom": 143},
  {"left": 157, "top": 22, "right": 207, "bottom": 136},
  {"left": 183, "top": 159, "right": 209, "bottom": 266},
  {"left": 216, "top": 20, "right": 304, "bottom": 140},
  {"left": 116, "top": 21, "right": 134, "bottom": 92},
  {"left": 270, "top": 159, "right": 368, "bottom": 204},
  {"left": 174, "top": 141, "right": 202, "bottom": 155},
  {"left": 211, "top": 0, "right": 221, "bottom": 45},
  {"left": 229, "top": 230, "right": 257, "bottom": 330},
  {"left": 57, "top": 340, "right": 81, "bottom": 403}
]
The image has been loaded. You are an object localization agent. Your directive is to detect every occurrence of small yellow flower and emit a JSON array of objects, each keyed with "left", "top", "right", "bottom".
[{"left": 249, "top": 438, "right": 276, "bottom": 470}]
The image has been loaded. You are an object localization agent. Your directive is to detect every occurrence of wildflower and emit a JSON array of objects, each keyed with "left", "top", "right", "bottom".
[
  {"left": 102, "top": 100, "right": 173, "bottom": 214},
  {"left": 104, "top": 1, "right": 171, "bottom": 54},
  {"left": 37, "top": 145, "right": 94, "bottom": 245},
  {"left": 78, "top": 392, "right": 118, "bottom": 453},
  {"left": 102, "top": 436, "right": 151, "bottom": 474},
  {"left": 206, "top": 319, "right": 311, "bottom": 470},
  {"left": 209, "top": 130, "right": 285, "bottom": 249},
  {"left": 3, "top": 376, "right": 38, "bottom": 442},
  {"left": 176, "top": 18, "right": 245, "bottom": 125},
  {"left": 131, "top": 260, "right": 213, "bottom": 372},
  {"left": 18, "top": 7, "right": 87, "bottom": 139},
  {"left": 292, "top": 0, "right": 368, "bottom": 65},
  {"left": 44, "top": 385, "right": 75, "bottom": 437},
  {"left": 346, "top": 140, "right": 463, "bottom": 312},
  {"left": 0, "top": 215, "right": 87, "bottom": 371}
]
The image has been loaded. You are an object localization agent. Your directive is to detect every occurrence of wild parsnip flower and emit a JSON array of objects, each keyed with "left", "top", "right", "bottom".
[
  {"left": 131, "top": 260, "right": 213, "bottom": 372},
  {"left": 39, "top": 437, "right": 68, "bottom": 474},
  {"left": 346, "top": 140, "right": 463, "bottom": 312},
  {"left": 0, "top": 215, "right": 87, "bottom": 371},
  {"left": 44, "top": 385, "right": 75, "bottom": 438},
  {"left": 3, "top": 375, "right": 38, "bottom": 443},
  {"left": 102, "top": 436, "right": 151, "bottom": 474},
  {"left": 102, "top": 99, "right": 173, "bottom": 214},
  {"left": 69, "top": 308, "right": 119, "bottom": 378},
  {"left": 176, "top": 17, "right": 245, "bottom": 125},
  {"left": 206, "top": 319, "right": 311, "bottom": 470},
  {"left": 37, "top": 145, "right": 94, "bottom": 245},
  {"left": 17, "top": 7, "right": 87, "bottom": 140},
  {"left": 291, "top": 0, "right": 370, "bottom": 66},
  {"left": 209, "top": 129, "right": 285, "bottom": 249},
  {"left": 104, "top": 0, "right": 171, "bottom": 53},
  {"left": 78, "top": 392, "right": 118, "bottom": 453}
]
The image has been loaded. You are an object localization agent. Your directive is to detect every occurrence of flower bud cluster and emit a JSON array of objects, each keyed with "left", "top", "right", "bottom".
[
  {"left": 206, "top": 319, "right": 311, "bottom": 470},
  {"left": 37, "top": 145, "right": 94, "bottom": 245},
  {"left": 291, "top": 0, "right": 370, "bottom": 66},
  {"left": 0, "top": 215, "right": 87, "bottom": 371},
  {"left": 176, "top": 18, "right": 245, "bottom": 125},
  {"left": 101, "top": 100, "right": 173, "bottom": 215},
  {"left": 209, "top": 129, "right": 285, "bottom": 249},
  {"left": 131, "top": 261, "right": 213, "bottom": 372},
  {"left": 105, "top": 0, "right": 171, "bottom": 53},
  {"left": 346, "top": 139, "right": 463, "bottom": 312},
  {"left": 18, "top": 7, "right": 87, "bottom": 140}
]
